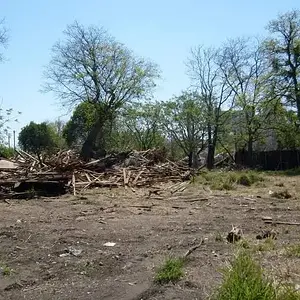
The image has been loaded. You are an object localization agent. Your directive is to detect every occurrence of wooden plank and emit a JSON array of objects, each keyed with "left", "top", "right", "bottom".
[{"left": 133, "top": 170, "right": 143, "bottom": 186}]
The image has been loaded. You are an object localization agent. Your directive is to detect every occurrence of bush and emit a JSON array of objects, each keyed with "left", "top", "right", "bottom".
[
  {"left": 154, "top": 257, "right": 184, "bottom": 284},
  {"left": 0, "top": 145, "right": 14, "bottom": 159},
  {"left": 19, "top": 121, "right": 60, "bottom": 156},
  {"left": 213, "top": 250, "right": 300, "bottom": 300},
  {"left": 236, "top": 171, "right": 264, "bottom": 186},
  {"left": 197, "top": 170, "right": 264, "bottom": 190}
]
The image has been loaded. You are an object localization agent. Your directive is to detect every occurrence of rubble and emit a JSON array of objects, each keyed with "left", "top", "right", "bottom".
[
  {"left": 0, "top": 148, "right": 192, "bottom": 199},
  {"left": 226, "top": 225, "right": 243, "bottom": 243}
]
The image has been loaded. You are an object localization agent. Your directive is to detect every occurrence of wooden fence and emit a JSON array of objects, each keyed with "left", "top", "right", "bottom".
[{"left": 235, "top": 149, "right": 300, "bottom": 170}]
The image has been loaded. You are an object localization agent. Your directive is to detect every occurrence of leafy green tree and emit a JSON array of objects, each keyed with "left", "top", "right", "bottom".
[
  {"left": 63, "top": 101, "right": 117, "bottom": 155},
  {"left": 273, "top": 105, "right": 300, "bottom": 150},
  {"left": 45, "top": 119, "right": 67, "bottom": 149},
  {"left": 63, "top": 102, "right": 98, "bottom": 149},
  {"left": 18, "top": 122, "right": 60, "bottom": 159},
  {"left": 161, "top": 91, "right": 206, "bottom": 168},
  {"left": 219, "top": 37, "right": 278, "bottom": 165},
  {"left": 123, "top": 102, "right": 165, "bottom": 151},
  {"left": 43, "top": 21, "right": 160, "bottom": 160},
  {"left": 265, "top": 9, "right": 300, "bottom": 120}
]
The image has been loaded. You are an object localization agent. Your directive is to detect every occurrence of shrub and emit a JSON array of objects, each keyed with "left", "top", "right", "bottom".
[
  {"left": 213, "top": 250, "right": 300, "bottom": 300},
  {"left": 0, "top": 145, "right": 14, "bottom": 159},
  {"left": 154, "top": 257, "right": 184, "bottom": 284}
]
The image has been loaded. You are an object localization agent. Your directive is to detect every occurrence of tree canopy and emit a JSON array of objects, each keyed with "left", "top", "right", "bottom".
[
  {"left": 18, "top": 122, "right": 61, "bottom": 158},
  {"left": 43, "top": 21, "right": 160, "bottom": 160},
  {"left": 265, "top": 9, "right": 300, "bottom": 119}
]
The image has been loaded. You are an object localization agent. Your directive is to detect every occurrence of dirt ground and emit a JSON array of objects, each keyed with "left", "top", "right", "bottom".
[{"left": 0, "top": 173, "right": 300, "bottom": 300}]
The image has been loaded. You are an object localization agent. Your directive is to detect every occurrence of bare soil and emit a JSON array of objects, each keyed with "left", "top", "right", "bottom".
[{"left": 0, "top": 174, "right": 300, "bottom": 300}]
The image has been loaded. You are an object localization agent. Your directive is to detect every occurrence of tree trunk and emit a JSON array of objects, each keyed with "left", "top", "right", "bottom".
[
  {"left": 188, "top": 151, "right": 193, "bottom": 168},
  {"left": 80, "top": 117, "right": 105, "bottom": 161},
  {"left": 247, "top": 136, "right": 253, "bottom": 167},
  {"left": 296, "top": 94, "right": 300, "bottom": 122},
  {"left": 206, "top": 143, "right": 215, "bottom": 170},
  {"left": 206, "top": 124, "right": 217, "bottom": 170}
]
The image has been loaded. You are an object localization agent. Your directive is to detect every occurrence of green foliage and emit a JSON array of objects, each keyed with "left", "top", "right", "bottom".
[
  {"left": 63, "top": 102, "right": 99, "bottom": 149},
  {"left": 46, "top": 119, "right": 67, "bottom": 149},
  {"left": 0, "top": 265, "right": 12, "bottom": 276},
  {"left": 154, "top": 257, "right": 184, "bottom": 284},
  {"left": 198, "top": 171, "right": 237, "bottom": 190},
  {"left": 123, "top": 102, "right": 165, "bottom": 151},
  {"left": 213, "top": 250, "right": 276, "bottom": 300},
  {"left": 197, "top": 170, "right": 264, "bottom": 190},
  {"left": 43, "top": 21, "right": 160, "bottom": 158},
  {"left": 236, "top": 171, "right": 264, "bottom": 186},
  {"left": 265, "top": 9, "right": 300, "bottom": 119},
  {"left": 19, "top": 121, "right": 60, "bottom": 156},
  {"left": 213, "top": 250, "right": 300, "bottom": 300},
  {"left": 256, "top": 238, "right": 276, "bottom": 252},
  {"left": 285, "top": 244, "right": 300, "bottom": 258},
  {"left": 273, "top": 108, "right": 300, "bottom": 150},
  {"left": 0, "top": 145, "right": 14, "bottom": 158},
  {"left": 161, "top": 91, "right": 206, "bottom": 167}
]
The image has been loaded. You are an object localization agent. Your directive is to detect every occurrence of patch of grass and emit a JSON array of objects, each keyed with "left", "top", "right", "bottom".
[
  {"left": 236, "top": 171, "right": 264, "bottom": 186},
  {"left": 0, "top": 265, "right": 12, "bottom": 276},
  {"left": 237, "top": 238, "right": 251, "bottom": 249},
  {"left": 285, "top": 244, "right": 300, "bottom": 258},
  {"left": 213, "top": 250, "right": 276, "bottom": 300},
  {"left": 268, "top": 167, "right": 300, "bottom": 177},
  {"left": 212, "top": 250, "right": 300, "bottom": 300},
  {"left": 256, "top": 237, "right": 276, "bottom": 252},
  {"left": 154, "top": 257, "right": 184, "bottom": 284},
  {"left": 197, "top": 170, "right": 264, "bottom": 190}
]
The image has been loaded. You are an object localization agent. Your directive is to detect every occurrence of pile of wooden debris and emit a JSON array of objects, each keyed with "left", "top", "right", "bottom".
[{"left": 0, "top": 148, "right": 192, "bottom": 198}]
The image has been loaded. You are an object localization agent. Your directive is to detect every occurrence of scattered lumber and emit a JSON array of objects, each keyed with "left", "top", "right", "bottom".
[{"left": 0, "top": 148, "right": 193, "bottom": 198}]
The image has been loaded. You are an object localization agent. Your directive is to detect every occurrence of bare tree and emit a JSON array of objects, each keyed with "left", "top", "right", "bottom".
[
  {"left": 265, "top": 9, "right": 300, "bottom": 120},
  {"left": 0, "top": 18, "right": 8, "bottom": 62},
  {"left": 42, "top": 21, "right": 160, "bottom": 160},
  {"left": 186, "top": 46, "right": 233, "bottom": 169},
  {"left": 219, "top": 37, "right": 278, "bottom": 165}
]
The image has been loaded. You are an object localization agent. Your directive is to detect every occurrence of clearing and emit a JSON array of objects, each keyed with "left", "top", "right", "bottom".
[{"left": 0, "top": 171, "right": 300, "bottom": 299}]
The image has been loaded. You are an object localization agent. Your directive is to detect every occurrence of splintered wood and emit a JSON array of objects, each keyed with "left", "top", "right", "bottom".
[{"left": 0, "top": 148, "right": 192, "bottom": 197}]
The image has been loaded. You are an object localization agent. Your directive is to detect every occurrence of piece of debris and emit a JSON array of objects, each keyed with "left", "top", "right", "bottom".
[
  {"left": 60, "top": 246, "right": 83, "bottom": 257},
  {"left": 67, "top": 246, "right": 82, "bottom": 257},
  {"left": 103, "top": 242, "right": 116, "bottom": 247},
  {"left": 262, "top": 216, "right": 273, "bottom": 221},
  {"left": 226, "top": 225, "right": 243, "bottom": 243},
  {"left": 183, "top": 239, "right": 204, "bottom": 258},
  {"left": 256, "top": 229, "right": 278, "bottom": 240},
  {"left": 270, "top": 189, "right": 292, "bottom": 199}
]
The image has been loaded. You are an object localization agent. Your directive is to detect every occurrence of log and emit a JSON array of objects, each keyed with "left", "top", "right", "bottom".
[
  {"left": 72, "top": 173, "right": 76, "bottom": 196},
  {"left": 183, "top": 239, "right": 204, "bottom": 258},
  {"left": 264, "top": 220, "right": 300, "bottom": 226}
]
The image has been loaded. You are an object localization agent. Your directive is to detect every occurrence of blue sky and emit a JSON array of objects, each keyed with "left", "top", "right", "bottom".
[{"left": 0, "top": 0, "right": 299, "bottom": 140}]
